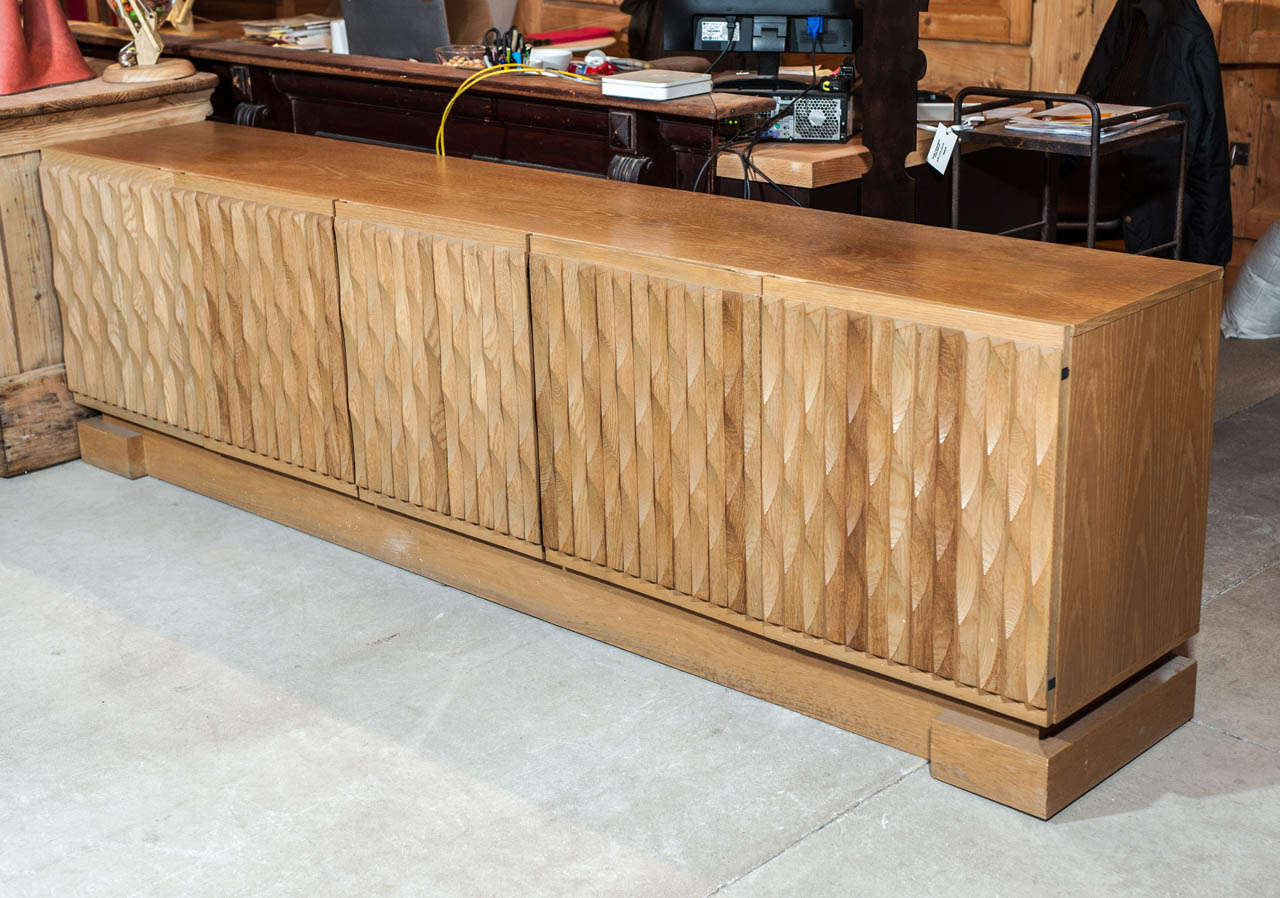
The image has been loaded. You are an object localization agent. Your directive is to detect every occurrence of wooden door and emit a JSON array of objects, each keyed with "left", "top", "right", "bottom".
[
  {"left": 40, "top": 157, "right": 355, "bottom": 490},
  {"left": 758, "top": 279, "right": 1064, "bottom": 709},
  {"left": 335, "top": 205, "right": 541, "bottom": 556},
  {"left": 530, "top": 239, "right": 764, "bottom": 609},
  {"left": 529, "top": 236, "right": 1065, "bottom": 717}
]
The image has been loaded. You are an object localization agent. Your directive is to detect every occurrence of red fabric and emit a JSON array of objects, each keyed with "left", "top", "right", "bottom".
[{"left": 526, "top": 26, "right": 615, "bottom": 44}]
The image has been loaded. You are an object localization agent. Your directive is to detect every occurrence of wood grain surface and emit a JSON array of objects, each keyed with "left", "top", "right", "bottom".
[
  {"left": 185, "top": 40, "right": 772, "bottom": 121},
  {"left": 532, "top": 237, "right": 1064, "bottom": 713},
  {"left": 40, "top": 128, "right": 1220, "bottom": 731},
  {"left": 1052, "top": 282, "right": 1220, "bottom": 720},
  {"left": 40, "top": 157, "right": 354, "bottom": 487},
  {"left": 43, "top": 123, "right": 1221, "bottom": 337},
  {"left": 336, "top": 208, "right": 541, "bottom": 548},
  {"left": 0, "top": 62, "right": 215, "bottom": 122},
  {"left": 0, "top": 153, "right": 58, "bottom": 377},
  {"left": 0, "top": 364, "right": 93, "bottom": 476}
]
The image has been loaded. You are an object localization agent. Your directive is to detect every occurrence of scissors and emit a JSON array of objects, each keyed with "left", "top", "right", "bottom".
[{"left": 483, "top": 26, "right": 529, "bottom": 66}]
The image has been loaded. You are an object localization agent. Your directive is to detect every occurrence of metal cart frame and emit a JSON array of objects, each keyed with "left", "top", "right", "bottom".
[{"left": 948, "top": 88, "right": 1190, "bottom": 259}]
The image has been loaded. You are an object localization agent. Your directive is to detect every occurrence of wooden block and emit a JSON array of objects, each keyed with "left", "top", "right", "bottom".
[
  {"left": 77, "top": 415, "right": 147, "bottom": 479},
  {"left": 930, "top": 656, "right": 1197, "bottom": 819},
  {"left": 0, "top": 365, "right": 93, "bottom": 476}
]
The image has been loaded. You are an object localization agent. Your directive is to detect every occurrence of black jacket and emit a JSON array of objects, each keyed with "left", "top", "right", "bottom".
[{"left": 1077, "top": 0, "right": 1232, "bottom": 265}]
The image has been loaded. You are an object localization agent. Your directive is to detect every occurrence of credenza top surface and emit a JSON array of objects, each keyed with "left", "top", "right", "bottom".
[{"left": 44, "top": 121, "right": 1220, "bottom": 333}]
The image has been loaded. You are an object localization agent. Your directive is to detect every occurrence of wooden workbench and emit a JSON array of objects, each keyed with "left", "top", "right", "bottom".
[
  {"left": 43, "top": 122, "right": 1219, "bottom": 817},
  {"left": 0, "top": 61, "right": 216, "bottom": 476}
]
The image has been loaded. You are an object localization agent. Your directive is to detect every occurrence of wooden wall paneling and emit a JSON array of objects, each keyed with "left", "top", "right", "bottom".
[
  {"left": 40, "top": 158, "right": 356, "bottom": 491},
  {"left": 921, "top": 0, "right": 1032, "bottom": 45},
  {"left": 0, "top": 152, "right": 60, "bottom": 374},
  {"left": 919, "top": 39, "right": 1033, "bottom": 95},
  {"left": 1052, "top": 283, "right": 1221, "bottom": 721},
  {"left": 1029, "top": 0, "right": 1118, "bottom": 94},
  {"left": 334, "top": 205, "right": 542, "bottom": 555},
  {"left": 1246, "top": 90, "right": 1280, "bottom": 239},
  {"left": 1218, "top": 0, "right": 1280, "bottom": 62},
  {"left": 1221, "top": 65, "right": 1280, "bottom": 240}
]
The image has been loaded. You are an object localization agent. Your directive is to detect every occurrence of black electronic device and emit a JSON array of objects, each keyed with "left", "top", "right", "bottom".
[
  {"left": 661, "top": 0, "right": 861, "bottom": 77},
  {"left": 340, "top": 0, "right": 451, "bottom": 61},
  {"left": 726, "top": 85, "right": 858, "bottom": 142}
]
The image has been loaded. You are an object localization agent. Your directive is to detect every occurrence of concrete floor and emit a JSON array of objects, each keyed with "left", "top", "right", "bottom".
[{"left": 3, "top": 340, "right": 1279, "bottom": 896}]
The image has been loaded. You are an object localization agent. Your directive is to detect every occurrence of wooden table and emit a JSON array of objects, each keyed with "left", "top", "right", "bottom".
[
  {"left": 0, "top": 60, "right": 216, "bottom": 476},
  {"left": 42, "top": 122, "right": 1219, "bottom": 817},
  {"left": 70, "top": 23, "right": 775, "bottom": 189},
  {"left": 715, "top": 128, "right": 940, "bottom": 190}
]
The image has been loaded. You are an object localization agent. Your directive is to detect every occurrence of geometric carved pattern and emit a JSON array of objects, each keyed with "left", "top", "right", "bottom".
[
  {"left": 765, "top": 296, "right": 1063, "bottom": 708},
  {"left": 530, "top": 249, "right": 762, "bottom": 612},
  {"left": 532, "top": 248, "right": 1063, "bottom": 710},
  {"left": 41, "top": 155, "right": 1066, "bottom": 711},
  {"left": 40, "top": 161, "right": 354, "bottom": 484},
  {"left": 336, "top": 215, "right": 540, "bottom": 546}
]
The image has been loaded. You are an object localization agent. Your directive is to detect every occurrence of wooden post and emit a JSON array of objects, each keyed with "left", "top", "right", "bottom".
[{"left": 857, "top": 0, "right": 930, "bottom": 221}]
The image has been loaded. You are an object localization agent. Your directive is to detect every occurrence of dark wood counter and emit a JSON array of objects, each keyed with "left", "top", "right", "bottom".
[{"left": 71, "top": 23, "right": 774, "bottom": 190}]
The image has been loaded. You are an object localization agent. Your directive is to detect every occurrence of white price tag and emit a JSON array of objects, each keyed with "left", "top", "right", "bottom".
[{"left": 927, "top": 124, "right": 959, "bottom": 174}]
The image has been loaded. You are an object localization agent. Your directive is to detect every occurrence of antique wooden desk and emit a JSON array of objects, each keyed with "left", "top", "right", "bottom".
[
  {"left": 71, "top": 24, "right": 775, "bottom": 189},
  {"left": 41, "top": 121, "right": 1219, "bottom": 817},
  {"left": 0, "top": 61, "right": 215, "bottom": 476}
]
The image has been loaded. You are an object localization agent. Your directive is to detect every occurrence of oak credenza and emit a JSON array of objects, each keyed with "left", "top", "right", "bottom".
[{"left": 40, "top": 122, "right": 1221, "bottom": 817}]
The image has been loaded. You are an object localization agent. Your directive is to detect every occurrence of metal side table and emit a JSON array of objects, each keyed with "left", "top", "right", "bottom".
[{"left": 948, "top": 88, "right": 1189, "bottom": 259}]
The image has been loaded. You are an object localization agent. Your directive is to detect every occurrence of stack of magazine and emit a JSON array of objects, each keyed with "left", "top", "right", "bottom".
[
  {"left": 242, "top": 14, "right": 335, "bottom": 50},
  {"left": 1003, "top": 102, "right": 1164, "bottom": 139}
]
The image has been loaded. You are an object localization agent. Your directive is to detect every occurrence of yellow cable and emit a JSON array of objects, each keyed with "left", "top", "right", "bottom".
[{"left": 435, "top": 64, "right": 597, "bottom": 157}]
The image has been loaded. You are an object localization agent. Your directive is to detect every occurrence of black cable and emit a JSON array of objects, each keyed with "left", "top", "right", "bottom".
[
  {"left": 704, "top": 16, "right": 738, "bottom": 74},
  {"left": 740, "top": 33, "right": 823, "bottom": 202}
]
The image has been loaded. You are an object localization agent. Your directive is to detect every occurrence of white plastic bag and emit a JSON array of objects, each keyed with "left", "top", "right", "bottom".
[{"left": 1223, "top": 221, "right": 1280, "bottom": 339}]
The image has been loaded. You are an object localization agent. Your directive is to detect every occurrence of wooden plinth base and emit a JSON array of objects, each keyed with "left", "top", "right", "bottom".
[
  {"left": 76, "top": 414, "right": 1198, "bottom": 819},
  {"left": 0, "top": 365, "right": 93, "bottom": 476},
  {"left": 101, "top": 59, "right": 197, "bottom": 84}
]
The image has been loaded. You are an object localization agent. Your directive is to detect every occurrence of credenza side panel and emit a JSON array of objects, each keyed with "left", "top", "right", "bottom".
[
  {"left": 40, "top": 158, "right": 356, "bottom": 487},
  {"left": 1052, "top": 281, "right": 1221, "bottom": 722},
  {"left": 334, "top": 207, "right": 541, "bottom": 553}
]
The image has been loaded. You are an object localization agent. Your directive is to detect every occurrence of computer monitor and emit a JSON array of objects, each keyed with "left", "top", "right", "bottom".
[{"left": 661, "top": 1, "right": 860, "bottom": 77}]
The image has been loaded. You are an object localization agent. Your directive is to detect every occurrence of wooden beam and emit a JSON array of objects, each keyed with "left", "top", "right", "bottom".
[
  {"left": 930, "top": 655, "right": 1196, "bottom": 818},
  {"left": 77, "top": 415, "right": 146, "bottom": 479}
]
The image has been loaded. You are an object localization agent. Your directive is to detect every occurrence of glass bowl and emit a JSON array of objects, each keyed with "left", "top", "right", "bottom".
[{"left": 436, "top": 44, "right": 487, "bottom": 69}]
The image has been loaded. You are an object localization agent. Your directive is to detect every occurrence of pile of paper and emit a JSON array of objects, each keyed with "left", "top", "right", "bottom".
[
  {"left": 242, "top": 14, "right": 334, "bottom": 50},
  {"left": 1004, "top": 102, "right": 1163, "bottom": 139}
]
